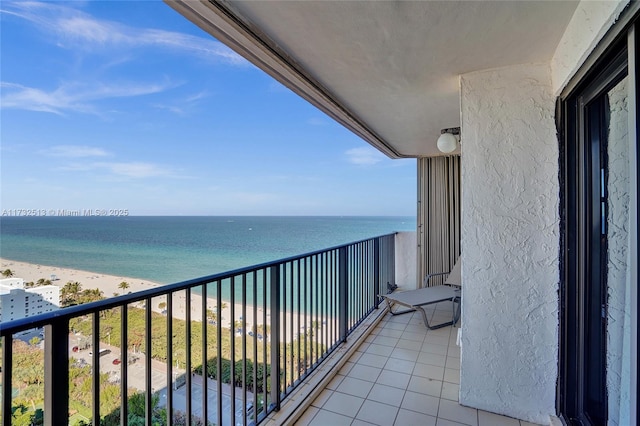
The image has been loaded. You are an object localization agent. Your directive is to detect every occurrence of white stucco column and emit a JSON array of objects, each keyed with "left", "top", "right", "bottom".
[{"left": 459, "top": 63, "right": 559, "bottom": 424}]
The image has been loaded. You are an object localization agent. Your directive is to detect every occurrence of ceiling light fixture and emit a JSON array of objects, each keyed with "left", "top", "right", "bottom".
[{"left": 437, "top": 127, "right": 461, "bottom": 154}]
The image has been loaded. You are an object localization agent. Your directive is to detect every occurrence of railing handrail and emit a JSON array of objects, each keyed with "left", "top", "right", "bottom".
[{"left": 0, "top": 232, "right": 396, "bottom": 335}]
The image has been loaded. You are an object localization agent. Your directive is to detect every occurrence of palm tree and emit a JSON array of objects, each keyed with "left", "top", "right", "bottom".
[
  {"left": 2, "top": 269, "right": 14, "bottom": 278},
  {"left": 158, "top": 301, "right": 167, "bottom": 311},
  {"left": 61, "top": 281, "right": 82, "bottom": 306},
  {"left": 36, "top": 278, "right": 51, "bottom": 286},
  {"left": 79, "top": 288, "right": 104, "bottom": 304},
  {"left": 118, "top": 281, "right": 130, "bottom": 292}
]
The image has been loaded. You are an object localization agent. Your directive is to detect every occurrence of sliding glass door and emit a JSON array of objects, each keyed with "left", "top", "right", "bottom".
[{"left": 559, "top": 27, "right": 636, "bottom": 426}]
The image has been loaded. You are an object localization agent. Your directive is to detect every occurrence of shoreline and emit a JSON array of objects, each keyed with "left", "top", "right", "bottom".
[
  {"left": 0, "top": 257, "right": 257, "bottom": 329},
  {"left": 1, "top": 258, "right": 325, "bottom": 341}
]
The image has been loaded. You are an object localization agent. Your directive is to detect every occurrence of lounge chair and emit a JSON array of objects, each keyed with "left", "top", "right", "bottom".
[{"left": 382, "top": 259, "right": 461, "bottom": 329}]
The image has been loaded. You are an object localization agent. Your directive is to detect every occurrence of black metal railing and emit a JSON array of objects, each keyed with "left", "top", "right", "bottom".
[{"left": 0, "top": 233, "right": 395, "bottom": 426}]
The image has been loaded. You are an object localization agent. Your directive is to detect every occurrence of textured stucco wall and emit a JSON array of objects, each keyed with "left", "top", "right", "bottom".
[
  {"left": 551, "top": 0, "right": 629, "bottom": 95},
  {"left": 459, "top": 63, "right": 559, "bottom": 424}
]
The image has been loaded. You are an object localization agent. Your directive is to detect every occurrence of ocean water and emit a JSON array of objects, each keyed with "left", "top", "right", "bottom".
[{"left": 0, "top": 216, "right": 415, "bottom": 284}]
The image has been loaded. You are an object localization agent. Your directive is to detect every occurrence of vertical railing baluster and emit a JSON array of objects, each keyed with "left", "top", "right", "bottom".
[
  {"left": 252, "top": 270, "right": 258, "bottom": 425},
  {"left": 366, "top": 241, "right": 370, "bottom": 316},
  {"left": 262, "top": 268, "right": 267, "bottom": 419},
  {"left": 216, "top": 281, "right": 223, "bottom": 426},
  {"left": 323, "top": 252, "right": 328, "bottom": 355},
  {"left": 311, "top": 255, "right": 316, "bottom": 367},
  {"left": 318, "top": 253, "right": 321, "bottom": 360},
  {"left": 289, "top": 261, "right": 294, "bottom": 388},
  {"left": 353, "top": 245, "right": 357, "bottom": 330},
  {"left": 356, "top": 244, "right": 361, "bottom": 327},
  {"left": 364, "top": 241, "right": 368, "bottom": 317},
  {"left": 201, "top": 284, "right": 208, "bottom": 426},
  {"left": 121, "top": 305, "right": 129, "bottom": 426},
  {"left": 2, "top": 335, "right": 12, "bottom": 426},
  {"left": 323, "top": 252, "right": 327, "bottom": 357},
  {"left": 358, "top": 243, "right": 362, "bottom": 325},
  {"left": 339, "top": 246, "right": 348, "bottom": 343},
  {"left": 44, "top": 318, "right": 69, "bottom": 426},
  {"left": 364, "top": 242, "right": 368, "bottom": 318},
  {"left": 185, "top": 288, "right": 192, "bottom": 425},
  {"left": 242, "top": 273, "right": 247, "bottom": 426},
  {"left": 92, "top": 312, "right": 100, "bottom": 425},
  {"left": 230, "top": 278, "right": 236, "bottom": 425},
  {"left": 269, "top": 264, "right": 281, "bottom": 411},
  {"left": 281, "top": 263, "right": 286, "bottom": 396},
  {"left": 354, "top": 244, "right": 357, "bottom": 329},
  {"left": 358, "top": 243, "right": 362, "bottom": 323},
  {"left": 308, "top": 256, "right": 312, "bottom": 366},
  {"left": 328, "top": 251, "right": 332, "bottom": 348},
  {"left": 297, "top": 259, "right": 301, "bottom": 383},
  {"left": 354, "top": 244, "right": 358, "bottom": 328},
  {"left": 145, "top": 298, "right": 152, "bottom": 426},
  {"left": 331, "top": 250, "right": 336, "bottom": 347},
  {"left": 166, "top": 293, "right": 173, "bottom": 425},
  {"left": 281, "top": 266, "right": 286, "bottom": 392},
  {"left": 374, "top": 238, "right": 381, "bottom": 309}
]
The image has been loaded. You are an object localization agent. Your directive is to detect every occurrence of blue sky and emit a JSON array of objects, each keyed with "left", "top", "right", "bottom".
[{"left": 0, "top": 1, "right": 415, "bottom": 216}]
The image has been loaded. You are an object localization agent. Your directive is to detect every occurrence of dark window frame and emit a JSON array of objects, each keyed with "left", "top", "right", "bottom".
[{"left": 557, "top": 17, "right": 639, "bottom": 426}]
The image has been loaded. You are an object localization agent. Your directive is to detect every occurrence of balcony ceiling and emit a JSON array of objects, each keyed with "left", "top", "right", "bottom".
[{"left": 167, "top": 0, "right": 579, "bottom": 158}]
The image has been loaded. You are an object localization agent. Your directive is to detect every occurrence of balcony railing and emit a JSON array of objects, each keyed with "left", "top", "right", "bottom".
[{"left": 0, "top": 233, "right": 395, "bottom": 426}]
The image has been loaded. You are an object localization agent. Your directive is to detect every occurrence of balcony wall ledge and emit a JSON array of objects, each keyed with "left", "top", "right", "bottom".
[{"left": 263, "top": 305, "right": 390, "bottom": 426}]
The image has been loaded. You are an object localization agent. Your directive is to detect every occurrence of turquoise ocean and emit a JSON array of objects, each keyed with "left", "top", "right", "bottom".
[{"left": 0, "top": 216, "right": 415, "bottom": 285}]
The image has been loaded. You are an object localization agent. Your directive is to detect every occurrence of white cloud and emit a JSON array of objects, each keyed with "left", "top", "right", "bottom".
[
  {"left": 1, "top": 80, "right": 176, "bottom": 115},
  {"left": 152, "top": 90, "right": 211, "bottom": 115},
  {"left": 41, "top": 145, "right": 110, "bottom": 158},
  {"left": 55, "top": 160, "right": 183, "bottom": 179},
  {"left": 345, "top": 147, "right": 385, "bottom": 166},
  {"left": 95, "top": 162, "right": 173, "bottom": 179},
  {"left": 307, "top": 117, "right": 327, "bottom": 126},
  {"left": 1, "top": 1, "right": 247, "bottom": 65}
]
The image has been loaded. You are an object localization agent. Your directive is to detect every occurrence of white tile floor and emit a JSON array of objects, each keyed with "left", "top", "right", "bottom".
[{"left": 294, "top": 304, "right": 543, "bottom": 426}]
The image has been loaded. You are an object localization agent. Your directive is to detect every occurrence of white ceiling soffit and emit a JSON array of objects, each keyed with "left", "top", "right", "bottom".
[{"left": 166, "top": 0, "right": 578, "bottom": 158}]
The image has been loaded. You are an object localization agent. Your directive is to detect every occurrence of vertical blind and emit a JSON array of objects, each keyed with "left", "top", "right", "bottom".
[{"left": 417, "top": 155, "right": 461, "bottom": 287}]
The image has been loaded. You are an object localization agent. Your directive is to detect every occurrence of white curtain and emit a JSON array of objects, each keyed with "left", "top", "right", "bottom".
[{"left": 417, "top": 155, "right": 461, "bottom": 287}]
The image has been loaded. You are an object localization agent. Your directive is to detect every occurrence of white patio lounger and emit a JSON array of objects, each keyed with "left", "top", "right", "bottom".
[{"left": 382, "top": 259, "right": 461, "bottom": 330}]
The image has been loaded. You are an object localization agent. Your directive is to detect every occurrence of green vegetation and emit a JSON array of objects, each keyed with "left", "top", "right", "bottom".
[
  {"left": 60, "top": 281, "right": 105, "bottom": 307},
  {"left": 8, "top": 336, "right": 213, "bottom": 426},
  {"left": 2, "top": 268, "right": 14, "bottom": 278},
  {"left": 118, "top": 281, "right": 130, "bottom": 292},
  {"left": 24, "top": 278, "right": 52, "bottom": 289},
  {"left": 10, "top": 340, "right": 121, "bottom": 425},
  {"left": 68, "top": 306, "right": 276, "bottom": 393},
  {"left": 6, "top": 281, "right": 327, "bottom": 425}
]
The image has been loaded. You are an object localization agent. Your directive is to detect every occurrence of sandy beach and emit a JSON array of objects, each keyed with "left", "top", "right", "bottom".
[
  {"left": 1, "top": 258, "right": 326, "bottom": 341},
  {"left": 0, "top": 257, "right": 261, "bottom": 328}
]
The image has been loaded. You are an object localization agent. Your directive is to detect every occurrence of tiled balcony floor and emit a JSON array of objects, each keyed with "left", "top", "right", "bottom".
[{"left": 294, "top": 304, "right": 542, "bottom": 426}]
